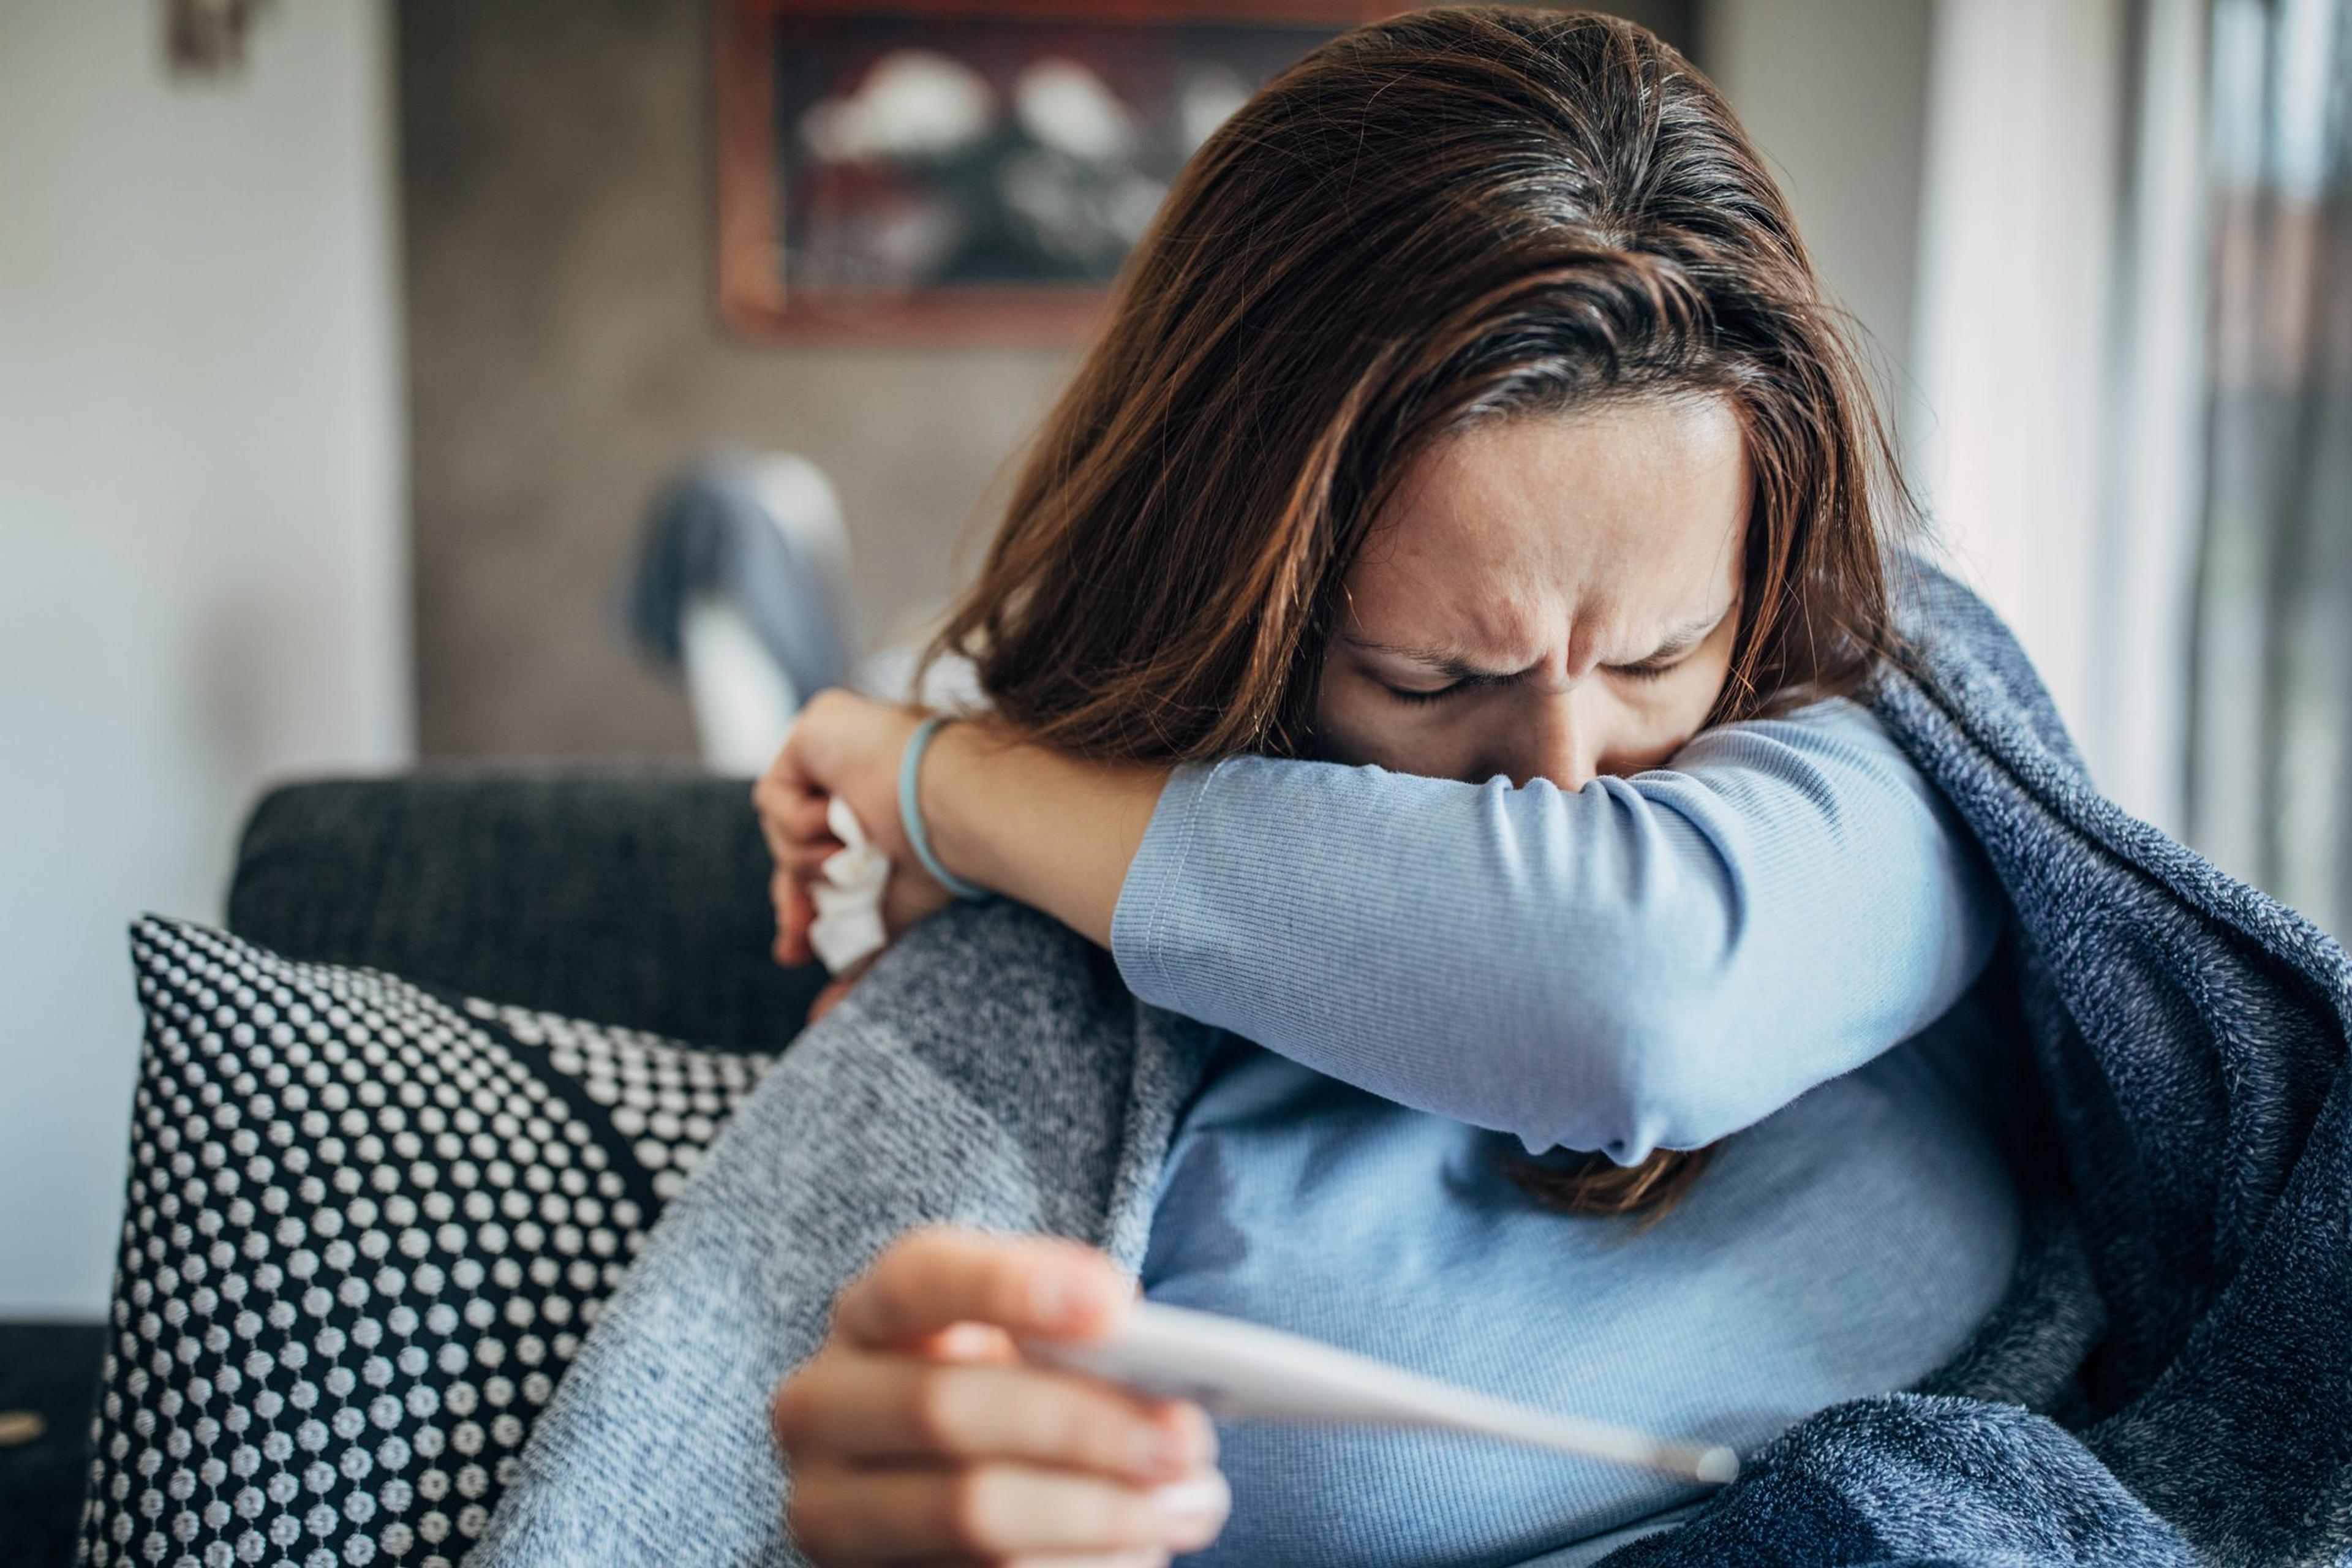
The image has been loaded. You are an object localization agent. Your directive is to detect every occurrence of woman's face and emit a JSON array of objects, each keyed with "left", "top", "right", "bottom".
[{"left": 1316, "top": 396, "right": 1748, "bottom": 788}]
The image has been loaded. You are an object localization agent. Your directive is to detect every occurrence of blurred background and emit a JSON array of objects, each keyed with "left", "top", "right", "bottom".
[{"left": 1, "top": 0, "right": 2346, "bottom": 1342}]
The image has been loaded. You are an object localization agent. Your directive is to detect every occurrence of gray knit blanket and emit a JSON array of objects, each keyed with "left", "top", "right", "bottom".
[{"left": 473, "top": 570, "right": 2352, "bottom": 1567}]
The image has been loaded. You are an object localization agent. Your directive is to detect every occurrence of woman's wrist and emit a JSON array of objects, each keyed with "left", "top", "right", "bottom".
[
  {"left": 899, "top": 717, "right": 992, "bottom": 901},
  {"left": 916, "top": 717, "right": 1004, "bottom": 894},
  {"left": 920, "top": 720, "right": 1168, "bottom": 949}
]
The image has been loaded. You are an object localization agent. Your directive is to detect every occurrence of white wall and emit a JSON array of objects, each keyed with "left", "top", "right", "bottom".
[
  {"left": 1909, "top": 0, "right": 2128, "bottom": 785},
  {"left": 1703, "top": 0, "right": 1937, "bottom": 446},
  {"left": 1909, "top": 0, "right": 2210, "bottom": 837},
  {"left": 1716, "top": 0, "right": 2194, "bottom": 832},
  {"left": 0, "top": 1, "right": 409, "bottom": 1317},
  {"left": 2089, "top": 0, "right": 2211, "bottom": 834}
]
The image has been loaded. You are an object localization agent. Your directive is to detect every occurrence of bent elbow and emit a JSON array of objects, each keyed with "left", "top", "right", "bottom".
[{"left": 1528, "top": 981, "right": 1741, "bottom": 1163}]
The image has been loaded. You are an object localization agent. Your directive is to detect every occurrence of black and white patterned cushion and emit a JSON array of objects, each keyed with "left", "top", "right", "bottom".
[{"left": 80, "top": 917, "right": 777, "bottom": 1568}]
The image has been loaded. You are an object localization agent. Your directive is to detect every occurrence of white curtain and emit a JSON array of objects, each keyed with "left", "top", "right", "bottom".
[
  {"left": 1910, "top": 0, "right": 2130, "bottom": 795},
  {"left": 1910, "top": 0, "right": 2222, "bottom": 837},
  {"left": 2188, "top": 0, "right": 2352, "bottom": 940}
]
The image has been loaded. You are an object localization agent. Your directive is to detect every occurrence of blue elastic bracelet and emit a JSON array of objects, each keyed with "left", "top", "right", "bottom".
[{"left": 899, "top": 715, "right": 993, "bottom": 902}]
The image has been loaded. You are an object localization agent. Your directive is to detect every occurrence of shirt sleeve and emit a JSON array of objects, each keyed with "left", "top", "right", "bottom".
[{"left": 1108, "top": 698, "right": 2005, "bottom": 1163}]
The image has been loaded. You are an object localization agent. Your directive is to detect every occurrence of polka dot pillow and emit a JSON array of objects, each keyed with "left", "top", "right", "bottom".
[{"left": 80, "top": 916, "right": 777, "bottom": 1568}]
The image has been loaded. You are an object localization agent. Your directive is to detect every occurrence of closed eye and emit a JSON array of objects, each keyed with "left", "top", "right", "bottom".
[
  {"left": 1610, "top": 604, "right": 1734, "bottom": 682},
  {"left": 1385, "top": 657, "right": 1686, "bottom": 699},
  {"left": 1382, "top": 679, "right": 1471, "bottom": 706}
]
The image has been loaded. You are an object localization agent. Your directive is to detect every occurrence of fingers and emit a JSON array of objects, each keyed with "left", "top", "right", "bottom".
[
  {"left": 774, "top": 870, "right": 816, "bottom": 968},
  {"left": 834, "top": 1229, "right": 1133, "bottom": 1349},
  {"left": 910, "top": 1321, "right": 1020, "bottom": 1365},
  {"left": 777, "top": 1232, "right": 1227, "bottom": 1568},
  {"left": 807, "top": 973, "right": 858, "bottom": 1025},
  {"left": 774, "top": 1351, "right": 1214, "bottom": 1483},
  {"left": 756, "top": 781, "right": 837, "bottom": 864},
  {"left": 752, "top": 748, "right": 812, "bottom": 835},
  {"left": 752, "top": 731, "right": 835, "bottom": 854},
  {"left": 788, "top": 840, "right": 842, "bottom": 880},
  {"left": 753, "top": 692, "right": 922, "bottom": 870},
  {"left": 787, "top": 881, "right": 813, "bottom": 967},
  {"left": 786, "top": 1462, "right": 1227, "bottom": 1564},
  {"left": 776, "top": 787, "right": 836, "bottom": 843}
]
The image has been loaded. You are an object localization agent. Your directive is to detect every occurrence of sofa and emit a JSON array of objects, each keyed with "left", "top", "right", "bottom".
[
  {"left": 75, "top": 772, "right": 828, "bottom": 1568},
  {"left": 223, "top": 772, "right": 827, "bottom": 1055}
]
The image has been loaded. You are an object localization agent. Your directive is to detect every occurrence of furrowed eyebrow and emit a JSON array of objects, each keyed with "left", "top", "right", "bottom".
[
  {"left": 1339, "top": 636, "right": 1526, "bottom": 682},
  {"left": 1621, "top": 605, "right": 1733, "bottom": 666},
  {"left": 1343, "top": 603, "right": 1733, "bottom": 678}
]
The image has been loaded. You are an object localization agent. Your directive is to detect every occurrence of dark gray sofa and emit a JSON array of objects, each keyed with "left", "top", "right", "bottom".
[
  {"left": 225, "top": 771, "right": 829, "bottom": 1053},
  {"left": 67, "top": 772, "right": 832, "bottom": 1568}
]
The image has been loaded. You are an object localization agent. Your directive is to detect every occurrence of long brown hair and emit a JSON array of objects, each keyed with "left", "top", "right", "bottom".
[{"left": 929, "top": 6, "right": 1917, "bottom": 1213}]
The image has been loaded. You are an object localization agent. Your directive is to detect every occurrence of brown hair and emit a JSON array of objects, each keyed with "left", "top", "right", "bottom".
[{"left": 929, "top": 6, "right": 1915, "bottom": 1213}]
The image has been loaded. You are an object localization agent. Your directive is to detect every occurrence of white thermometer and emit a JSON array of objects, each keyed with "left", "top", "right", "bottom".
[{"left": 1022, "top": 1301, "right": 1740, "bottom": 1486}]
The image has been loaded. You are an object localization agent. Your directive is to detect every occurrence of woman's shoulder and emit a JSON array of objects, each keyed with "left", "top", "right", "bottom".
[
  {"left": 853, "top": 900, "right": 1118, "bottom": 1028},
  {"left": 812, "top": 900, "right": 1218, "bottom": 1133}
]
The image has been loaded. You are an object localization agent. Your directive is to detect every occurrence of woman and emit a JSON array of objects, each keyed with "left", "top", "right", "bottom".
[
  {"left": 753, "top": 10, "right": 2017, "bottom": 1564},
  {"left": 473, "top": 14, "right": 2348, "bottom": 1558}
]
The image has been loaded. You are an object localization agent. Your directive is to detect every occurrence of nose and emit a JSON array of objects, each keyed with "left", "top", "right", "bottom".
[{"left": 1496, "top": 690, "right": 1602, "bottom": 791}]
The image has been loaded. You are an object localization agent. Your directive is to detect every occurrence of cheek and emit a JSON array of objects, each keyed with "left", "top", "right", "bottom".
[
  {"left": 1310, "top": 668, "right": 1403, "bottom": 767},
  {"left": 1612, "top": 650, "right": 1736, "bottom": 766},
  {"left": 1311, "top": 664, "right": 1460, "bottom": 772},
  {"left": 1682, "top": 627, "right": 1741, "bottom": 723},
  {"left": 1610, "top": 689, "right": 1717, "bottom": 772}
]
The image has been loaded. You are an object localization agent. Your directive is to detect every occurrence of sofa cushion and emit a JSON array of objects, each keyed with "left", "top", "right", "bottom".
[
  {"left": 80, "top": 916, "right": 776, "bottom": 1568},
  {"left": 225, "top": 773, "right": 826, "bottom": 1055}
]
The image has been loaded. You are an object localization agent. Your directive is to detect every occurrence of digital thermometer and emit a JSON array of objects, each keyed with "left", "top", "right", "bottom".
[{"left": 1023, "top": 1301, "right": 1741, "bottom": 1486}]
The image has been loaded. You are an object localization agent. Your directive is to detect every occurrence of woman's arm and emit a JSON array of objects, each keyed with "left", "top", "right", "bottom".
[
  {"left": 775, "top": 1228, "right": 1227, "bottom": 1566},
  {"left": 766, "top": 695, "right": 2001, "bottom": 1163},
  {"left": 755, "top": 701, "right": 1156, "bottom": 961},
  {"left": 1100, "top": 701, "right": 2003, "bottom": 1162},
  {"left": 921, "top": 720, "right": 1164, "bottom": 947}
]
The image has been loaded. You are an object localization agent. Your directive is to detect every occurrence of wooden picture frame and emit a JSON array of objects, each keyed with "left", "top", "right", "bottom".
[{"left": 714, "top": 0, "right": 1393, "bottom": 343}]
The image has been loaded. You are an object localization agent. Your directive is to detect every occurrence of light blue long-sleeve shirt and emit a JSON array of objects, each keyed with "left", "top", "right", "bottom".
[
  {"left": 1142, "top": 993, "right": 2024, "bottom": 1567},
  {"left": 1110, "top": 698, "right": 2006, "bottom": 1163},
  {"left": 1123, "top": 699, "right": 2022, "bottom": 1564}
]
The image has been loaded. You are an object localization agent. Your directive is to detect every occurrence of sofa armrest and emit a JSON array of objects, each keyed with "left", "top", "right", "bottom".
[{"left": 225, "top": 768, "right": 824, "bottom": 1052}]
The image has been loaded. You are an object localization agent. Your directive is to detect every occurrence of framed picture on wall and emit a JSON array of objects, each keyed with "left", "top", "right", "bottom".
[{"left": 714, "top": 0, "right": 1390, "bottom": 342}]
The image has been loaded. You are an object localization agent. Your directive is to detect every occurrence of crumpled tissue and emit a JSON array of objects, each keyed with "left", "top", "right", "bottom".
[{"left": 809, "top": 795, "right": 890, "bottom": 975}]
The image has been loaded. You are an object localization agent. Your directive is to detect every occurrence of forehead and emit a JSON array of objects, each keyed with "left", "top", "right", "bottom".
[{"left": 1346, "top": 397, "right": 1747, "bottom": 651}]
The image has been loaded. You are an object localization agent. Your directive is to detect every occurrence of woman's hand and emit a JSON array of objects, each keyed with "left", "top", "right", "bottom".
[
  {"left": 754, "top": 688, "right": 1170, "bottom": 1012},
  {"left": 753, "top": 690, "right": 953, "bottom": 974},
  {"left": 773, "top": 1227, "right": 1228, "bottom": 1566}
]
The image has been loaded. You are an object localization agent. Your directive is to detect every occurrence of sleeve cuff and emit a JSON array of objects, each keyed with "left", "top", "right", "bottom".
[{"left": 1109, "top": 758, "right": 1226, "bottom": 1008}]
